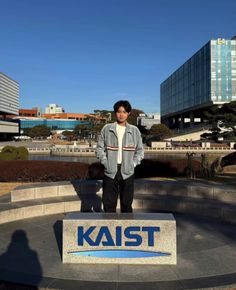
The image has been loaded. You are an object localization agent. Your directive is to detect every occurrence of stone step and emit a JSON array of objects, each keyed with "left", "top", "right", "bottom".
[
  {"left": 1, "top": 193, "right": 236, "bottom": 225},
  {"left": 0, "top": 195, "right": 81, "bottom": 225},
  {"left": 10, "top": 181, "right": 83, "bottom": 202},
  {"left": 11, "top": 179, "right": 236, "bottom": 206}
]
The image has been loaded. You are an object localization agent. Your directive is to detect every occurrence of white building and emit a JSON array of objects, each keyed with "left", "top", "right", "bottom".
[
  {"left": 137, "top": 113, "right": 160, "bottom": 129},
  {"left": 0, "top": 72, "right": 19, "bottom": 116},
  {"left": 0, "top": 73, "right": 19, "bottom": 139},
  {"left": 45, "top": 103, "right": 65, "bottom": 114}
]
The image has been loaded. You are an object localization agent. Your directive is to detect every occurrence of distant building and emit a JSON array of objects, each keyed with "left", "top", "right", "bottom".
[
  {"left": 19, "top": 107, "right": 42, "bottom": 118},
  {"left": 45, "top": 103, "right": 65, "bottom": 114},
  {"left": 161, "top": 36, "right": 236, "bottom": 129},
  {"left": 0, "top": 72, "right": 19, "bottom": 140},
  {"left": 0, "top": 73, "right": 19, "bottom": 116},
  {"left": 42, "top": 113, "right": 106, "bottom": 124},
  {"left": 137, "top": 113, "right": 160, "bottom": 129},
  {"left": 42, "top": 113, "right": 87, "bottom": 120},
  {"left": 93, "top": 110, "right": 112, "bottom": 122},
  {"left": 20, "top": 118, "right": 92, "bottom": 132}
]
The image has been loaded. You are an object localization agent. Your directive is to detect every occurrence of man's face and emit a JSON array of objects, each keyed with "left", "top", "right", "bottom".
[{"left": 115, "top": 106, "right": 130, "bottom": 124}]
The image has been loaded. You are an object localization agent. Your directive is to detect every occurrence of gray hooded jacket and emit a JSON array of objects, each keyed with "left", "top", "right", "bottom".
[{"left": 96, "top": 122, "right": 144, "bottom": 179}]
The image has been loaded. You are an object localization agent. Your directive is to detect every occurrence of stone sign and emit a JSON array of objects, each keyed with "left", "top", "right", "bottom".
[{"left": 63, "top": 213, "right": 176, "bottom": 264}]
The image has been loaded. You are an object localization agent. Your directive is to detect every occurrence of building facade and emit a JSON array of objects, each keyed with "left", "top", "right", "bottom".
[
  {"left": 19, "top": 107, "right": 42, "bottom": 118},
  {"left": 45, "top": 104, "right": 65, "bottom": 114},
  {"left": 0, "top": 73, "right": 19, "bottom": 116},
  {"left": 0, "top": 73, "right": 19, "bottom": 139},
  {"left": 20, "top": 119, "right": 92, "bottom": 131},
  {"left": 42, "top": 113, "right": 107, "bottom": 123},
  {"left": 161, "top": 37, "right": 236, "bottom": 129},
  {"left": 137, "top": 113, "right": 160, "bottom": 129}
]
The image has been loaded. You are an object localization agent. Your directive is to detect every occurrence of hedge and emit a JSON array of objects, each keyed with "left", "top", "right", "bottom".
[
  {"left": 0, "top": 159, "right": 201, "bottom": 182},
  {"left": 0, "top": 160, "right": 89, "bottom": 182}
]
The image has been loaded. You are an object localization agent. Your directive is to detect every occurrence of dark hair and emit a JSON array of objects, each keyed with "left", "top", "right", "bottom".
[{"left": 113, "top": 100, "right": 132, "bottom": 113}]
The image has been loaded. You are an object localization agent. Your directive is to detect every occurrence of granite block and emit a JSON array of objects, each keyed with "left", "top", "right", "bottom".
[
  {"left": 44, "top": 202, "right": 65, "bottom": 215},
  {"left": 58, "top": 185, "right": 77, "bottom": 197},
  {"left": 11, "top": 188, "right": 35, "bottom": 202},
  {"left": 63, "top": 213, "right": 176, "bottom": 265},
  {"left": 64, "top": 201, "right": 81, "bottom": 212},
  {"left": 189, "top": 186, "right": 213, "bottom": 199},
  {"left": 23, "top": 205, "right": 44, "bottom": 219},
  {"left": 222, "top": 207, "right": 236, "bottom": 224},
  {"left": 181, "top": 201, "right": 221, "bottom": 218},
  {"left": 13, "top": 208, "right": 25, "bottom": 221},
  {"left": 0, "top": 210, "right": 15, "bottom": 224},
  {"left": 35, "top": 186, "right": 58, "bottom": 199},
  {"left": 213, "top": 188, "right": 236, "bottom": 204}
]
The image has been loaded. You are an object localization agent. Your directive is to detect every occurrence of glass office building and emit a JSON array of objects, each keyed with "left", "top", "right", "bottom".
[
  {"left": 161, "top": 37, "right": 236, "bottom": 128},
  {"left": 20, "top": 119, "right": 92, "bottom": 130}
]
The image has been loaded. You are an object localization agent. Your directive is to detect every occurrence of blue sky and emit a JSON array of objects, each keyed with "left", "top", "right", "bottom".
[{"left": 0, "top": 0, "right": 235, "bottom": 114}]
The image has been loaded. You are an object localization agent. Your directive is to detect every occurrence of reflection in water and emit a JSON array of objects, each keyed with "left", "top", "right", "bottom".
[
  {"left": 29, "top": 153, "right": 205, "bottom": 163},
  {"left": 29, "top": 155, "right": 98, "bottom": 164}
]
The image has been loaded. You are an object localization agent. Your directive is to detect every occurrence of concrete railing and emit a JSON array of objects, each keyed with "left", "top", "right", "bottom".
[
  {"left": 51, "top": 147, "right": 95, "bottom": 156},
  {"left": 145, "top": 147, "right": 235, "bottom": 153},
  {"left": 27, "top": 148, "right": 51, "bottom": 154},
  {"left": 25, "top": 146, "right": 236, "bottom": 155}
]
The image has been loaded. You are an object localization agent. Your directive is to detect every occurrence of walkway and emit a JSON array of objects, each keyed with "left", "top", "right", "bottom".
[{"left": 0, "top": 212, "right": 236, "bottom": 289}]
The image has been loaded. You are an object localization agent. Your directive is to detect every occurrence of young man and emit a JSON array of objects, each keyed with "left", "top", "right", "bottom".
[{"left": 96, "top": 100, "right": 144, "bottom": 213}]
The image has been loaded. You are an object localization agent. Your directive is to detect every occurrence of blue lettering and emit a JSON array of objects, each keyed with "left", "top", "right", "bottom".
[
  {"left": 124, "top": 226, "right": 142, "bottom": 246},
  {"left": 142, "top": 226, "right": 160, "bottom": 247},
  {"left": 116, "top": 226, "right": 122, "bottom": 246},
  {"left": 78, "top": 226, "right": 161, "bottom": 247},
  {"left": 78, "top": 226, "right": 96, "bottom": 246},
  {"left": 94, "top": 226, "right": 115, "bottom": 246}
]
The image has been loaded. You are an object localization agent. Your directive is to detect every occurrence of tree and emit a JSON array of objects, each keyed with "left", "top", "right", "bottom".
[
  {"left": 128, "top": 109, "right": 144, "bottom": 126},
  {"left": 23, "top": 128, "right": 32, "bottom": 137},
  {"left": 26, "top": 125, "right": 51, "bottom": 139},
  {"left": 93, "top": 110, "right": 112, "bottom": 123},
  {"left": 94, "top": 107, "right": 144, "bottom": 126},
  {"left": 61, "top": 130, "right": 76, "bottom": 141},
  {"left": 90, "top": 123, "right": 104, "bottom": 140},
  {"left": 74, "top": 124, "right": 88, "bottom": 139},
  {"left": 148, "top": 124, "right": 173, "bottom": 139},
  {"left": 202, "top": 101, "right": 236, "bottom": 141}
]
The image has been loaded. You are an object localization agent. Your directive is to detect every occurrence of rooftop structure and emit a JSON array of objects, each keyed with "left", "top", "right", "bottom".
[
  {"left": 137, "top": 113, "right": 160, "bottom": 129},
  {"left": 45, "top": 103, "right": 65, "bottom": 114}
]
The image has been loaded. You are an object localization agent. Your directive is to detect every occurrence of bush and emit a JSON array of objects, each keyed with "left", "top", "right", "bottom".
[
  {"left": 0, "top": 160, "right": 89, "bottom": 182},
  {"left": 0, "top": 146, "right": 18, "bottom": 160},
  {"left": 16, "top": 146, "right": 29, "bottom": 160},
  {"left": 88, "top": 159, "right": 201, "bottom": 179},
  {"left": 221, "top": 152, "right": 236, "bottom": 167},
  {"left": 0, "top": 158, "right": 202, "bottom": 182},
  {"left": 0, "top": 146, "right": 29, "bottom": 160}
]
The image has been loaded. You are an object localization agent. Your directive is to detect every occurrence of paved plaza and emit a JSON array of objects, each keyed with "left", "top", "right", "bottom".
[
  {"left": 0, "top": 211, "right": 236, "bottom": 289},
  {"left": 0, "top": 175, "right": 236, "bottom": 289}
]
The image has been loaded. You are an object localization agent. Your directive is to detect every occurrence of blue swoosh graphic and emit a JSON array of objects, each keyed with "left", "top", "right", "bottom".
[{"left": 68, "top": 249, "right": 171, "bottom": 258}]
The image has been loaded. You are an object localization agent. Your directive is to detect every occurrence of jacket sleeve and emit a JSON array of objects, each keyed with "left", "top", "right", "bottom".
[
  {"left": 95, "top": 126, "right": 108, "bottom": 166},
  {"left": 133, "top": 128, "right": 144, "bottom": 167}
]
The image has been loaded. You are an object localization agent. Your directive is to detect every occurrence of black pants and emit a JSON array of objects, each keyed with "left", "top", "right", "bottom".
[{"left": 103, "top": 165, "right": 134, "bottom": 213}]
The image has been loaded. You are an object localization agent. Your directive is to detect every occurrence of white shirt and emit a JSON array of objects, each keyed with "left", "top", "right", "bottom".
[{"left": 116, "top": 123, "right": 126, "bottom": 164}]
